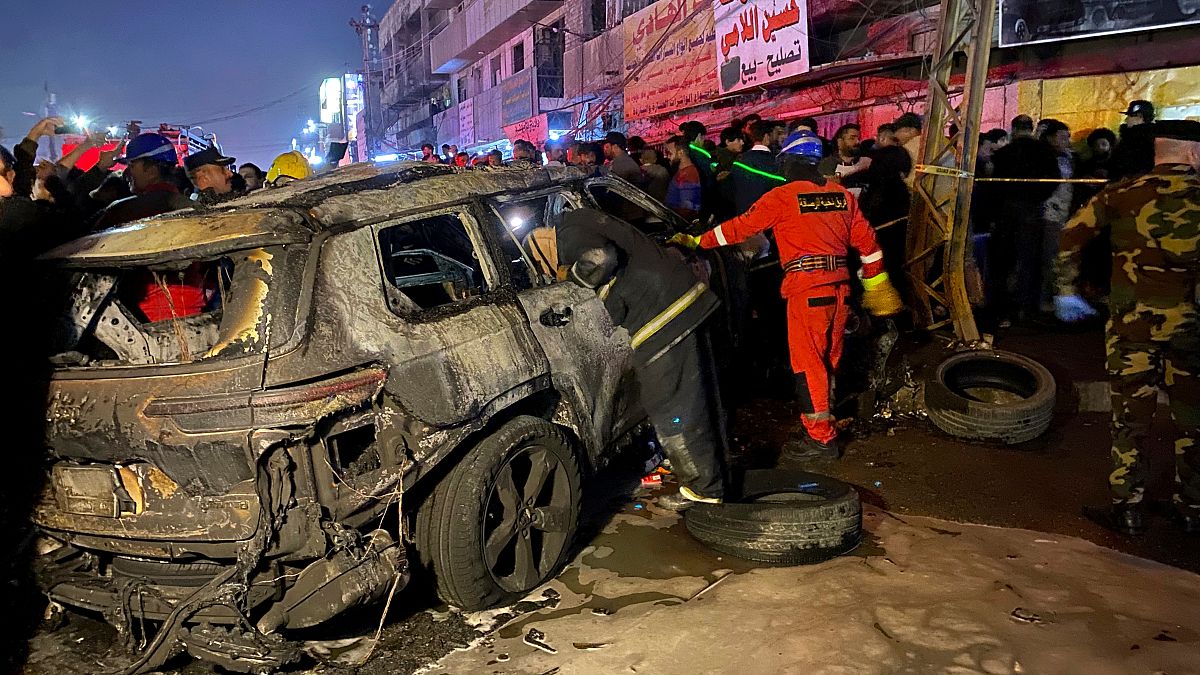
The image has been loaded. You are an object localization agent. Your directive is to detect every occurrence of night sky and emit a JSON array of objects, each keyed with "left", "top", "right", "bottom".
[{"left": 0, "top": 0, "right": 364, "bottom": 168}]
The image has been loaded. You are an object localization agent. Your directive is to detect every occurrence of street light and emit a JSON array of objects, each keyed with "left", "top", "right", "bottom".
[{"left": 305, "top": 119, "right": 317, "bottom": 134}]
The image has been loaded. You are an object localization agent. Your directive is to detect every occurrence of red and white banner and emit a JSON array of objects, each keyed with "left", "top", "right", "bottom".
[
  {"left": 714, "top": 0, "right": 810, "bottom": 94},
  {"left": 503, "top": 113, "right": 549, "bottom": 145},
  {"left": 623, "top": 0, "right": 717, "bottom": 120}
]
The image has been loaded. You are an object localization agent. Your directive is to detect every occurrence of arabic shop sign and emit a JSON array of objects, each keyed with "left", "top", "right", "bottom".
[
  {"left": 714, "top": 0, "right": 809, "bottom": 94},
  {"left": 623, "top": 0, "right": 717, "bottom": 120},
  {"left": 501, "top": 68, "right": 536, "bottom": 127},
  {"left": 503, "top": 113, "right": 549, "bottom": 145}
]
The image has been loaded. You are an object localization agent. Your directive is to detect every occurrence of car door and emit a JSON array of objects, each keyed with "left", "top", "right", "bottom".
[
  {"left": 583, "top": 174, "right": 693, "bottom": 242},
  {"left": 478, "top": 192, "right": 638, "bottom": 459}
]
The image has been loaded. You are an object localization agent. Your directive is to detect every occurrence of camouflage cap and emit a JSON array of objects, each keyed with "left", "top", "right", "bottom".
[{"left": 1153, "top": 120, "right": 1200, "bottom": 142}]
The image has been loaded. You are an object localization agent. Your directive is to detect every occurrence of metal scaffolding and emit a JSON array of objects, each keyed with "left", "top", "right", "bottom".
[{"left": 904, "top": 0, "right": 997, "bottom": 344}]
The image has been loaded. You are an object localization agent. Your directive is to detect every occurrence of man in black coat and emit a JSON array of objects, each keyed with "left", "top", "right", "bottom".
[
  {"left": 1109, "top": 100, "right": 1156, "bottom": 182},
  {"left": 93, "top": 133, "right": 192, "bottom": 231},
  {"left": 985, "top": 128, "right": 1061, "bottom": 323},
  {"left": 556, "top": 208, "right": 726, "bottom": 509},
  {"left": 731, "top": 120, "right": 787, "bottom": 216}
]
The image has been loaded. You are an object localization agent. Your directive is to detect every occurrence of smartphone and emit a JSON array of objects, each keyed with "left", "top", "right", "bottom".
[{"left": 54, "top": 124, "right": 82, "bottom": 135}]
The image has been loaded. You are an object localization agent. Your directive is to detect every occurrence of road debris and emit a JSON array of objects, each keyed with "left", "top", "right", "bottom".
[
  {"left": 523, "top": 628, "right": 557, "bottom": 654},
  {"left": 1010, "top": 608, "right": 1044, "bottom": 624}
]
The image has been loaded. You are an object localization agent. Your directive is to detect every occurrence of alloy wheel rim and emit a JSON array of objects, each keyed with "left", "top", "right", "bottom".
[{"left": 482, "top": 444, "right": 572, "bottom": 593}]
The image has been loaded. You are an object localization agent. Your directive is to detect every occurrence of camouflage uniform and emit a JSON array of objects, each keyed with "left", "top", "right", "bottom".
[{"left": 1056, "top": 164, "right": 1200, "bottom": 506}]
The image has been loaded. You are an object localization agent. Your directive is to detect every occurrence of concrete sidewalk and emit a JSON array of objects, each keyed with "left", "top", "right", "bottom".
[{"left": 426, "top": 501, "right": 1200, "bottom": 675}]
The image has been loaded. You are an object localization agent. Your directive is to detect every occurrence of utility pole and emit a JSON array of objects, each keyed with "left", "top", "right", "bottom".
[
  {"left": 904, "top": 0, "right": 997, "bottom": 345},
  {"left": 351, "top": 4, "right": 383, "bottom": 160}
]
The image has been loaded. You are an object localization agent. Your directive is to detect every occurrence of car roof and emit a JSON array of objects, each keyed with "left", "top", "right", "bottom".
[{"left": 41, "top": 161, "right": 594, "bottom": 266}]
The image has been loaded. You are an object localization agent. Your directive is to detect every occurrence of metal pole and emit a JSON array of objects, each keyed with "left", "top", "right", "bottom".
[{"left": 904, "top": 0, "right": 997, "bottom": 345}]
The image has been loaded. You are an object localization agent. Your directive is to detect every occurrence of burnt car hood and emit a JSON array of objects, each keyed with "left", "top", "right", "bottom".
[{"left": 39, "top": 209, "right": 313, "bottom": 267}]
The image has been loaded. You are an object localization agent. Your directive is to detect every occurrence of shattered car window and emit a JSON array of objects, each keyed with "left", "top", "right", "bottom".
[
  {"left": 45, "top": 245, "right": 301, "bottom": 367},
  {"left": 378, "top": 213, "right": 487, "bottom": 312},
  {"left": 586, "top": 183, "right": 675, "bottom": 238}
]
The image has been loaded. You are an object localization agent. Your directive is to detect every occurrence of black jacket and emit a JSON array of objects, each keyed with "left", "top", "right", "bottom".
[
  {"left": 93, "top": 187, "right": 193, "bottom": 231},
  {"left": 989, "top": 136, "right": 1061, "bottom": 205},
  {"left": 731, "top": 149, "right": 781, "bottom": 216},
  {"left": 1109, "top": 123, "right": 1155, "bottom": 182},
  {"left": 854, "top": 145, "right": 912, "bottom": 227},
  {"left": 557, "top": 208, "right": 719, "bottom": 364}
]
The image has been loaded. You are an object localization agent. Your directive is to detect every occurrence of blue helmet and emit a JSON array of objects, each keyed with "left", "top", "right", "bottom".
[
  {"left": 116, "top": 133, "right": 177, "bottom": 165},
  {"left": 779, "top": 130, "right": 824, "bottom": 162}
]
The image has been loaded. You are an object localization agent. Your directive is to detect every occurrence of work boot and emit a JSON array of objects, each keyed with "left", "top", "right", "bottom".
[
  {"left": 1167, "top": 504, "right": 1200, "bottom": 534},
  {"left": 657, "top": 485, "right": 722, "bottom": 512},
  {"left": 781, "top": 435, "right": 840, "bottom": 462},
  {"left": 1083, "top": 502, "right": 1146, "bottom": 536}
]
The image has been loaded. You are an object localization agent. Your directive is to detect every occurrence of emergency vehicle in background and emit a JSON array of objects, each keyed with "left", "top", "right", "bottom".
[{"left": 60, "top": 123, "right": 220, "bottom": 171}]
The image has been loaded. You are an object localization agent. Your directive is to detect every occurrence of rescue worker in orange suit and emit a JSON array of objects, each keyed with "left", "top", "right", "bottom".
[{"left": 674, "top": 130, "right": 904, "bottom": 459}]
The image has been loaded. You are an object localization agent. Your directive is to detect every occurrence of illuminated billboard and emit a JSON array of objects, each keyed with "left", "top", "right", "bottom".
[
  {"left": 1000, "top": 0, "right": 1200, "bottom": 48},
  {"left": 343, "top": 74, "right": 365, "bottom": 141},
  {"left": 319, "top": 77, "right": 343, "bottom": 124}
]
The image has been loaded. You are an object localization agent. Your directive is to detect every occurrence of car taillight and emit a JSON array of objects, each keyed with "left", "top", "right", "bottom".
[{"left": 144, "top": 367, "right": 387, "bottom": 432}]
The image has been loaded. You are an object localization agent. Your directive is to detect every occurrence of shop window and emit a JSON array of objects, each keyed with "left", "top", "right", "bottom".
[
  {"left": 378, "top": 213, "right": 486, "bottom": 313},
  {"left": 457, "top": 77, "right": 468, "bottom": 103},
  {"left": 491, "top": 56, "right": 503, "bottom": 88}
]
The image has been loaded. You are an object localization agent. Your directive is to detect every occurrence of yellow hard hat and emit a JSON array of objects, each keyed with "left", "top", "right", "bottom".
[{"left": 266, "top": 150, "right": 312, "bottom": 185}]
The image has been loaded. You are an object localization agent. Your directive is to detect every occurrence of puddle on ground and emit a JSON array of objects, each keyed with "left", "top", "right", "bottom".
[
  {"left": 582, "top": 510, "right": 760, "bottom": 580},
  {"left": 491, "top": 498, "right": 896, "bottom": 643}
]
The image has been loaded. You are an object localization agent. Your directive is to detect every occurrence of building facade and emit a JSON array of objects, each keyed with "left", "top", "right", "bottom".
[
  {"left": 371, "top": 0, "right": 1200, "bottom": 157},
  {"left": 377, "top": 0, "right": 453, "bottom": 153}
]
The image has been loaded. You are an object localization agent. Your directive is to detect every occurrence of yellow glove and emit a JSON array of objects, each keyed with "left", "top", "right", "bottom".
[
  {"left": 667, "top": 233, "right": 701, "bottom": 249},
  {"left": 861, "top": 273, "right": 904, "bottom": 316}
]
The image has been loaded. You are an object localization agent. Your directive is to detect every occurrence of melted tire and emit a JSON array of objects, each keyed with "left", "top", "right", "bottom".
[
  {"left": 414, "top": 416, "right": 581, "bottom": 610},
  {"left": 924, "top": 349, "right": 1055, "bottom": 445},
  {"left": 684, "top": 470, "right": 861, "bottom": 565}
]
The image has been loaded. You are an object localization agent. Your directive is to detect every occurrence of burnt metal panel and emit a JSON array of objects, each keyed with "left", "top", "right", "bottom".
[
  {"left": 291, "top": 226, "right": 552, "bottom": 427},
  {"left": 40, "top": 210, "right": 311, "bottom": 267}
]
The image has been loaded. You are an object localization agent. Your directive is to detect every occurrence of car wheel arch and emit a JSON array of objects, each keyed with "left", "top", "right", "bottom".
[{"left": 404, "top": 386, "right": 592, "bottom": 501}]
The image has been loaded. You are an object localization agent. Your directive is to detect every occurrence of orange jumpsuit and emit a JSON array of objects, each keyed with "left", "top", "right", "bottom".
[{"left": 699, "top": 180, "right": 886, "bottom": 443}]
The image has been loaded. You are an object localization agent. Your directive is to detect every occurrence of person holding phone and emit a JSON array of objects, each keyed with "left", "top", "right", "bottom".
[{"left": 1, "top": 117, "right": 88, "bottom": 257}]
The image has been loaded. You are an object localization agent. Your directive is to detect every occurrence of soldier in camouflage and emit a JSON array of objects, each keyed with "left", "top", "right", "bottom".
[{"left": 1054, "top": 119, "right": 1200, "bottom": 535}]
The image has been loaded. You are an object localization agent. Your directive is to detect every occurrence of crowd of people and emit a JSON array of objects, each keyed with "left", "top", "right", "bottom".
[
  {"left": 0, "top": 117, "right": 318, "bottom": 261},
  {"left": 501, "top": 100, "right": 1160, "bottom": 332}
]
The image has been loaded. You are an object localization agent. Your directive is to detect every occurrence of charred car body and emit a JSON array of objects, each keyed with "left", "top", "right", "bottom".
[{"left": 32, "top": 162, "right": 718, "bottom": 672}]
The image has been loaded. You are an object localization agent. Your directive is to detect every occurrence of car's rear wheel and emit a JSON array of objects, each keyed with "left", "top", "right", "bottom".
[{"left": 414, "top": 416, "right": 581, "bottom": 610}]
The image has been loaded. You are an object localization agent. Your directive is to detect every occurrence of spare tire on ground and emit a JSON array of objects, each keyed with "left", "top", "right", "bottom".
[
  {"left": 924, "top": 349, "right": 1055, "bottom": 445},
  {"left": 684, "top": 470, "right": 861, "bottom": 564}
]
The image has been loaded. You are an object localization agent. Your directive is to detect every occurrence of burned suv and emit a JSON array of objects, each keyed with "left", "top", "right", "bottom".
[{"left": 33, "top": 162, "right": 702, "bottom": 672}]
